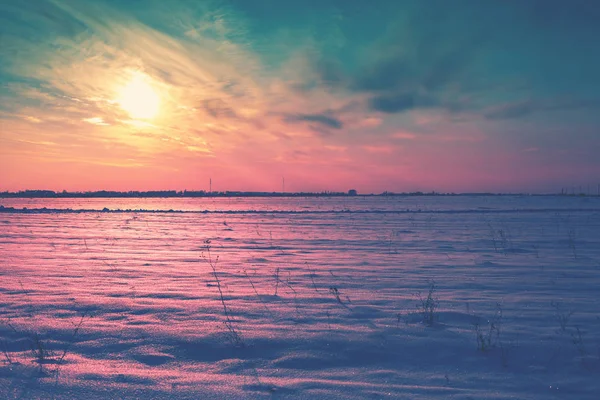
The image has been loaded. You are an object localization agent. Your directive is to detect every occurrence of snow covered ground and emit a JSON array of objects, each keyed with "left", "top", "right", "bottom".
[{"left": 1, "top": 196, "right": 599, "bottom": 399}]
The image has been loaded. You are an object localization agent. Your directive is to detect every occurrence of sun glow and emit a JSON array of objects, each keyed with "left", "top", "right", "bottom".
[{"left": 117, "top": 72, "right": 160, "bottom": 120}]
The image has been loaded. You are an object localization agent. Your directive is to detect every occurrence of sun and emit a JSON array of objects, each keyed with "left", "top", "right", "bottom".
[{"left": 117, "top": 72, "right": 160, "bottom": 120}]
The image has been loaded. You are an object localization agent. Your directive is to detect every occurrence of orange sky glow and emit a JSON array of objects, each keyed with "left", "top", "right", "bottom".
[{"left": 1, "top": 1, "right": 599, "bottom": 193}]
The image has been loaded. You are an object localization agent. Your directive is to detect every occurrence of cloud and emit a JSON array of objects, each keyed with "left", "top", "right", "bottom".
[
  {"left": 484, "top": 97, "right": 600, "bottom": 120},
  {"left": 326, "top": 2, "right": 494, "bottom": 117},
  {"left": 358, "top": 38, "right": 485, "bottom": 114},
  {"left": 369, "top": 93, "right": 416, "bottom": 114},
  {"left": 351, "top": 55, "right": 413, "bottom": 93},
  {"left": 368, "top": 92, "right": 440, "bottom": 114},
  {"left": 484, "top": 101, "right": 534, "bottom": 120},
  {"left": 83, "top": 117, "right": 109, "bottom": 126},
  {"left": 1, "top": 0, "right": 599, "bottom": 192},
  {"left": 315, "top": 59, "right": 346, "bottom": 88},
  {"left": 285, "top": 113, "right": 343, "bottom": 129},
  {"left": 391, "top": 132, "right": 417, "bottom": 140},
  {"left": 363, "top": 145, "right": 394, "bottom": 154},
  {"left": 203, "top": 99, "right": 237, "bottom": 119}
]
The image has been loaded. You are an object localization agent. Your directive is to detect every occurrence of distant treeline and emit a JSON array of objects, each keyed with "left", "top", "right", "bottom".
[
  {"left": 0, "top": 190, "right": 591, "bottom": 198},
  {"left": 1, "top": 190, "right": 358, "bottom": 198}
]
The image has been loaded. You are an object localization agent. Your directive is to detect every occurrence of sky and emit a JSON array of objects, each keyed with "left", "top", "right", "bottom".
[{"left": 1, "top": 0, "right": 599, "bottom": 193}]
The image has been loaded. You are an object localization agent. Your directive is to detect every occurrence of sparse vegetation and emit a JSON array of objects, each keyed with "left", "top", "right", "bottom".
[
  {"left": 487, "top": 222, "right": 514, "bottom": 254},
  {"left": 416, "top": 281, "right": 439, "bottom": 326},
  {"left": 1, "top": 312, "right": 87, "bottom": 378},
  {"left": 474, "top": 303, "right": 503, "bottom": 352},
  {"left": 551, "top": 301, "right": 574, "bottom": 334},
  {"left": 273, "top": 267, "right": 280, "bottom": 296},
  {"left": 1, "top": 335, "right": 13, "bottom": 365},
  {"left": 202, "top": 240, "right": 244, "bottom": 348},
  {"left": 329, "top": 286, "right": 350, "bottom": 309},
  {"left": 570, "top": 326, "right": 586, "bottom": 357},
  {"left": 244, "top": 269, "right": 273, "bottom": 318},
  {"left": 306, "top": 262, "right": 320, "bottom": 293},
  {"left": 2, "top": 195, "right": 599, "bottom": 398}
]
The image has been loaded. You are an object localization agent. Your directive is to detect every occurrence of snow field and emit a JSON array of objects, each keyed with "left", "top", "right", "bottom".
[{"left": 1, "top": 197, "right": 599, "bottom": 399}]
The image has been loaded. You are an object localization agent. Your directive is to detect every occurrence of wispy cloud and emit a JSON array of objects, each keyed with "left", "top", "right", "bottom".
[
  {"left": 0, "top": 0, "right": 599, "bottom": 192},
  {"left": 484, "top": 97, "right": 600, "bottom": 120},
  {"left": 286, "top": 113, "right": 343, "bottom": 129},
  {"left": 83, "top": 117, "right": 109, "bottom": 126}
]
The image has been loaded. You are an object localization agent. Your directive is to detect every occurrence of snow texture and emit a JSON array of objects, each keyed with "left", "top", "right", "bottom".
[{"left": 1, "top": 196, "right": 599, "bottom": 399}]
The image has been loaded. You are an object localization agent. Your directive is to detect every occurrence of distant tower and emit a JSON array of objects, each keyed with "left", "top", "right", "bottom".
[
  {"left": 209, "top": 178, "right": 212, "bottom": 193},
  {"left": 282, "top": 177, "right": 285, "bottom": 193}
]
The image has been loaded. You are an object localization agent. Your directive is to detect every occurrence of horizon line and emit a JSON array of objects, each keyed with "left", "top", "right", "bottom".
[{"left": 1, "top": 189, "right": 599, "bottom": 198}]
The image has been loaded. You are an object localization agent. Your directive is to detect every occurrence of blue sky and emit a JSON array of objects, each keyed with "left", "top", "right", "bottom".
[{"left": 1, "top": 0, "right": 599, "bottom": 192}]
